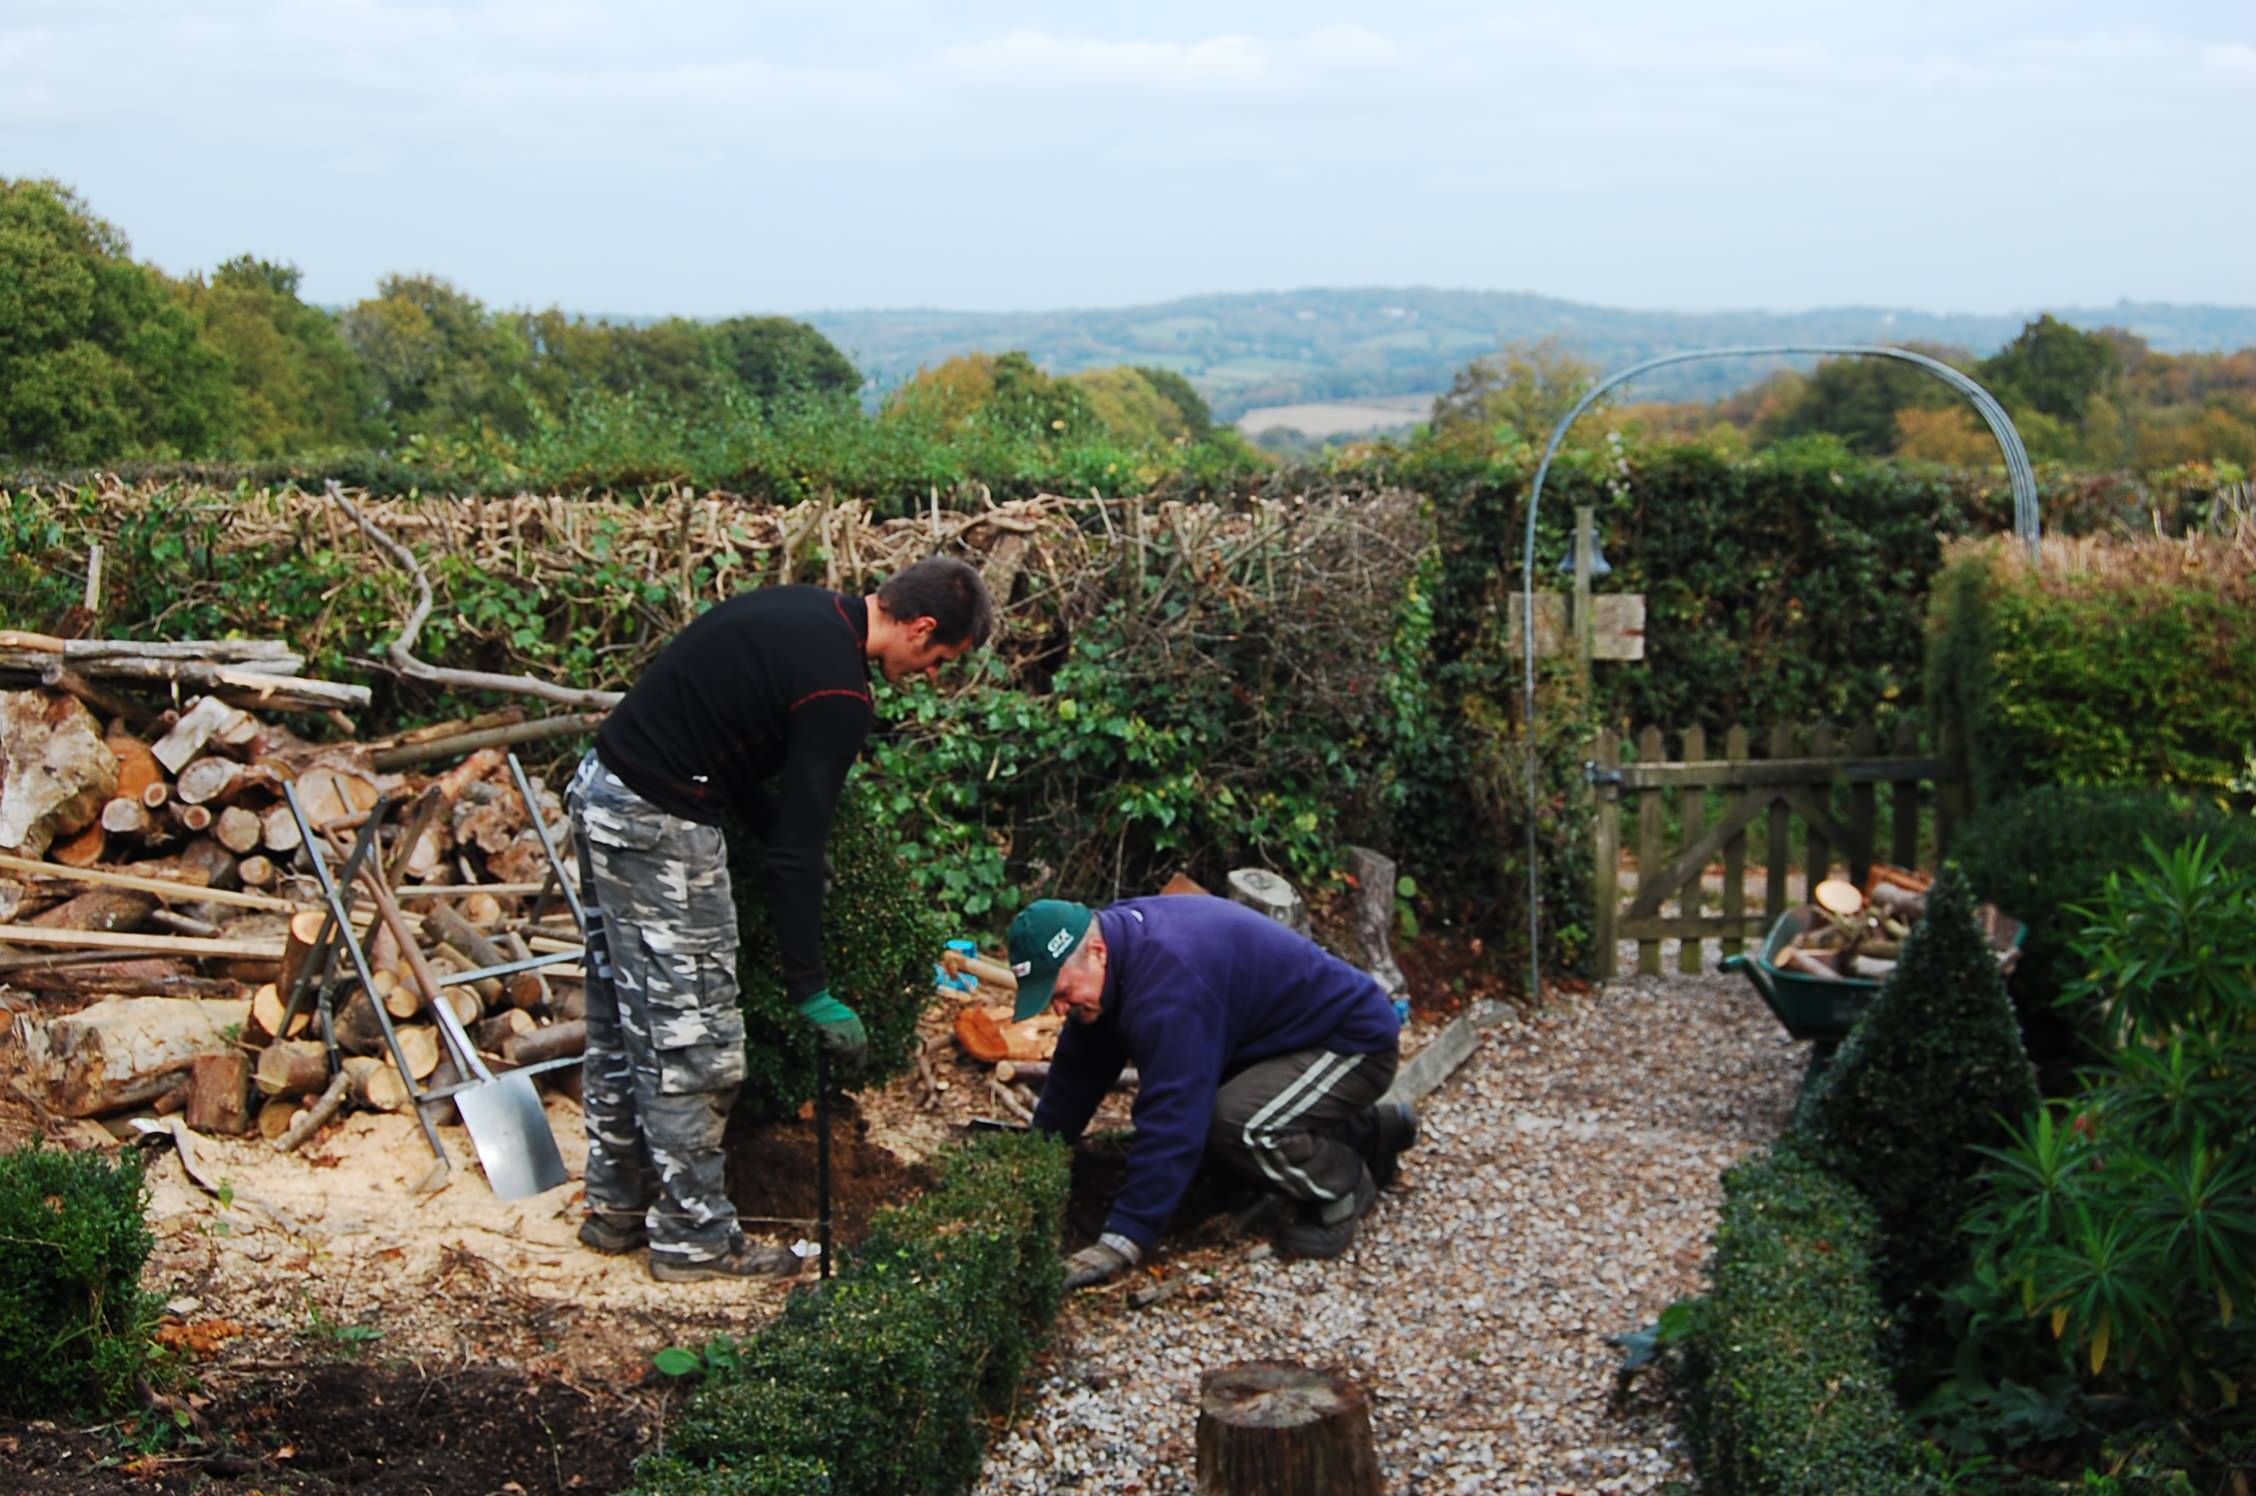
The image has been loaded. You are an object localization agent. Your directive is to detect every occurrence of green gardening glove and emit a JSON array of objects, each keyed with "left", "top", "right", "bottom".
[{"left": 796, "top": 989, "right": 868, "bottom": 1068}]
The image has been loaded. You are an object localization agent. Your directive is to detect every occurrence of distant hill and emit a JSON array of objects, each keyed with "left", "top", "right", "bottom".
[{"left": 803, "top": 289, "right": 2256, "bottom": 420}]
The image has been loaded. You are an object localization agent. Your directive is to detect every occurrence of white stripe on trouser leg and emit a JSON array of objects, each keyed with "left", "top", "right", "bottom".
[{"left": 1241, "top": 1052, "right": 1365, "bottom": 1201}]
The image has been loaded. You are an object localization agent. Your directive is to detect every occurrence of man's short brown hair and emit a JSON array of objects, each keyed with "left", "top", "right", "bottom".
[{"left": 875, "top": 556, "right": 996, "bottom": 648}]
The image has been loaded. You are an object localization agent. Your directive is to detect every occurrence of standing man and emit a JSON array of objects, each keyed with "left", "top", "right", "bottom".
[
  {"left": 1007, "top": 893, "right": 1418, "bottom": 1290},
  {"left": 569, "top": 558, "right": 994, "bottom": 1281}
]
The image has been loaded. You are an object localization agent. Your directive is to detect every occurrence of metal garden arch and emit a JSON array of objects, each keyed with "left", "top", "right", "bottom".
[{"left": 1515, "top": 344, "right": 2042, "bottom": 1001}]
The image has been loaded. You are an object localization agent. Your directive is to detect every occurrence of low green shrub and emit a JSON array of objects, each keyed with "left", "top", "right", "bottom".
[
  {"left": 637, "top": 1132, "right": 1069, "bottom": 1496},
  {"left": 1960, "top": 838, "right": 2256, "bottom": 1412},
  {"left": 1690, "top": 1140, "right": 1936, "bottom": 1494},
  {"left": 729, "top": 783, "right": 947, "bottom": 1119},
  {"left": 0, "top": 1143, "right": 156, "bottom": 1417},
  {"left": 1948, "top": 786, "right": 2256, "bottom": 1066},
  {"left": 1796, "top": 865, "right": 2040, "bottom": 1319},
  {"left": 629, "top": 1455, "right": 832, "bottom": 1495}
]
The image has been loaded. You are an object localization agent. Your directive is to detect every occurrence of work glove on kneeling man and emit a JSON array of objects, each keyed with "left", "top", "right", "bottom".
[
  {"left": 1064, "top": 1232, "right": 1141, "bottom": 1290},
  {"left": 796, "top": 989, "right": 868, "bottom": 1068}
]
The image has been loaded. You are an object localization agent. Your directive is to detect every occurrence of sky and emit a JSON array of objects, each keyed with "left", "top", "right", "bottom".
[{"left": 5, "top": 1, "right": 2252, "bottom": 319}]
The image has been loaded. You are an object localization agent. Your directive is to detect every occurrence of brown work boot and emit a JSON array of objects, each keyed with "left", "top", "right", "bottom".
[
  {"left": 577, "top": 1212, "right": 649, "bottom": 1255},
  {"left": 649, "top": 1235, "right": 802, "bottom": 1283}
]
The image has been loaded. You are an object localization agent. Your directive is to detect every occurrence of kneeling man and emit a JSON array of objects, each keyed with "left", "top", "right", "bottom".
[{"left": 1007, "top": 893, "right": 1418, "bottom": 1290}]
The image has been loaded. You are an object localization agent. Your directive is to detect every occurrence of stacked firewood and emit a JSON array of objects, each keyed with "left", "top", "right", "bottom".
[
  {"left": 0, "top": 674, "right": 589, "bottom": 1142},
  {"left": 1772, "top": 865, "right": 2022, "bottom": 982}
]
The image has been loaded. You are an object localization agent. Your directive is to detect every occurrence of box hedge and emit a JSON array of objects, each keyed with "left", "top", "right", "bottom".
[
  {"left": 1794, "top": 865, "right": 2040, "bottom": 1317},
  {"left": 634, "top": 1131, "right": 1069, "bottom": 1496},
  {"left": 728, "top": 783, "right": 947, "bottom": 1118},
  {"left": 0, "top": 1142, "right": 156, "bottom": 1417},
  {"left": 1691, "top": 1140, "right": 1935, "bottom": 1494}
]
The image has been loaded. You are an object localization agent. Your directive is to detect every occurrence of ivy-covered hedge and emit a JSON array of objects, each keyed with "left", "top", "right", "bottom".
[
  {"left": 1927, "top": 534, "right": 2256, "bottom": 805},
  {"left": 0, "top": 1143, "right": 157, "bottom": 1417},
  {"left": 1690, "top": 1140, "right": 1935, "bottom": 1495},
  {"left": 632, "top": 1131, "right": 1069, "bottom": 1496}
]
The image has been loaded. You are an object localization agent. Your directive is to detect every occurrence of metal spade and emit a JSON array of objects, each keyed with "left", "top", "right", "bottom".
[{"left": 361, "top": 871, "right": 567, "bottom": 1201}]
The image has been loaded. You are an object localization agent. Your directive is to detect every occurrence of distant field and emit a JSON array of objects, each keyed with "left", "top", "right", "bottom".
[{"left": 1236, "top": 393, "right": 1438, "bottom": 438}]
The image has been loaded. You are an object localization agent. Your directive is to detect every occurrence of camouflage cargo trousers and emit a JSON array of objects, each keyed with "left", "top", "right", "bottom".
[{"left": 566, "top": 751, "right": 749, "bottom": 1265}]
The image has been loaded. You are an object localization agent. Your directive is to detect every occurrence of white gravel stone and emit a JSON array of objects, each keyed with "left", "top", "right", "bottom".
[{"left": 975, "top": 970, "right": 1804, "bottom": 1494}]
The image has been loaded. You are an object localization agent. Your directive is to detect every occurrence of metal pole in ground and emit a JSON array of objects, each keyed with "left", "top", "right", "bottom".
[{"left": 816, "top": 1049, "right": 834, "bottom": 1280}]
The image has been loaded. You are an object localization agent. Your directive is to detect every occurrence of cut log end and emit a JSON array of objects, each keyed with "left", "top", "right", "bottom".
[{"left": 1195, "top": 1361, "right": 1382, "bottom": 1496}]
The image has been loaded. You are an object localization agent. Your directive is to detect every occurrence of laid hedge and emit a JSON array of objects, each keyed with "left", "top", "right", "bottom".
[
  {"left": 1927, "top": 534, "right": 2256, "bottom": 805},
  {"left": 633, "top": 1131, "right": 1070, "bottom": 1496},
  {"left": 1691, "top": 1141, "right": 1935, "bottom": 1495},
  {"left": 0, "top": 1143, "right": 156, "bottom": 1417}
]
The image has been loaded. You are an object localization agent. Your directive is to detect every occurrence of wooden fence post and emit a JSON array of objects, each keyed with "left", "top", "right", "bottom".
[
  {"left": 1766, "top": 723, "right": 1794, "bottom": 920},
  {"left": 1677, "top": 725, "right": 1707, "bottom": 974},
  {"left": 1635, "top": 725, "right": 1665, "bottom": 976},
  {"left": 1591, "top": 729, "right": 1620, "bottom": 980},
  {"left": 1721, "top": 724, "right": 1750, "bottom": 958}
]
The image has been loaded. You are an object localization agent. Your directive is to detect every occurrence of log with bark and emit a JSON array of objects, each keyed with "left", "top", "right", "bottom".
[
  {"left": 499, "top": 1017, "right": 584, "bottom": 1069},
  {"left": 28, "top": 994, "right": 251, "bottom": 1116},
  {"left": 26, "top": 883, "right": 157, "bottom": 934},
  {"left": 1194, "top": 1362, "right": 1382, "bottom": 1496},
  {"left": 255, "top": 1038, "right": 330, "bottom": 1098},
  {"left": 275, "top": 1069, "right": 351, "bottom": 1151},
  {"left": 340, "top": 1054, "right": 411, "bottom": 1111},
  {"left": 215, "top": 805, "right": 264, "bottom": 854},
  {"left": 185, "top": 1052, "right": 252, "bottom": 1135},
  {"left": 0, "top": 690, "right": 118, "bottom": 856},
  {"left": 175, "top": 757, "right": 244, "bottom": 807},
  {"left": 1342, "top": 845, "right": 1410, "bottom": 999}
]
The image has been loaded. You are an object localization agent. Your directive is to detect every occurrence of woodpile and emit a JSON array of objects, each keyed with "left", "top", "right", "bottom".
[
  {"left": 1771, "top": 864, "right": 2023, "bottom": 981},
  {"left": 0, "top": 673, "right": 590, "bottom": 1151}
]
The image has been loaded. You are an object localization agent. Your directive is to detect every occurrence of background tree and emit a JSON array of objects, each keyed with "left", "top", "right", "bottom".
[
  {"left": 0, "top": 178, "right": 232, "bottom": 462},
  {"left": 1067, "top": 365, "right": 1206, "bottom": 445},
  {"left": 1429, "top": 339, "right": 1598, "bottom": 453},
  {"left": 882, "top": 350, "right": 1089, "bottom": 439},
  {"left": 1755, "top": 345, "right": 1961, "bottom": 455},
  {"left": 1976, "top": 314, "right": 2119, "bottom": 423},
  {"left": 1132, "top": 365, "right": 1215, "bottom": 438},
  {"left": 704, "top": 315, "right": 860, "bottom": 403},
  {"left": 341, "top": 273, "right": 533, "bottom": 442},
  {"left": 184, "top": 256, "right": 375, "bottom": 456}
]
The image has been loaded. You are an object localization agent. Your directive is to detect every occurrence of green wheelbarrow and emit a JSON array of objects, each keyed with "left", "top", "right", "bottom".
[{"left": 1719, "top": 904, "right": 2025, "bottom": 1057}]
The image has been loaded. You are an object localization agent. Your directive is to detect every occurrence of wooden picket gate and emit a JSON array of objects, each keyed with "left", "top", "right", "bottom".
[{"left": 1588, "top": 722, "right": 1970, "bottom": 979}]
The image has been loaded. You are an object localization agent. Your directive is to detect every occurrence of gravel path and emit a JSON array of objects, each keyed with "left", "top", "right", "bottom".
[{"left": 976, "top": 971, "right": 1806, "bottom": 1495}]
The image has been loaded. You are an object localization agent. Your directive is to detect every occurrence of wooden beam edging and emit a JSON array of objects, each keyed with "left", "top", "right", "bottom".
[{"left": 1381, "top": 997, "right": 1511, "bottom": 1108}]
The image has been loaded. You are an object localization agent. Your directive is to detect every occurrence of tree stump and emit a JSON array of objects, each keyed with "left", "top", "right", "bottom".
[
  {"left": 1342, "top": 846, "right": 1410, "bottom": 1000},
  {"left": 1226, "top": 869, "right": 1310, "bottom": 937},
  {"left": 1195, "top": 1361, "right": 1382, "bottom": 1496}
]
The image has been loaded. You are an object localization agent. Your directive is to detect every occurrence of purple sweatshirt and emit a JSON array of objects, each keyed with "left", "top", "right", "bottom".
[{"left": 1030, "top": 895, "right": 1401, "bottom": 1251}]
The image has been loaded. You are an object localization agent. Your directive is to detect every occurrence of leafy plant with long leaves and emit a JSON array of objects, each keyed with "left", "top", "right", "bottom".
[{"left": 1958, "top": 836, "right": 2256, "bottom": 1424}]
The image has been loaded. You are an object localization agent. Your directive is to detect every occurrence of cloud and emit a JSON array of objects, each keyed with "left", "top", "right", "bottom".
[
  {"left": 2205, "top": 42, "right": 2256, "bottom": 81},
  {"left": 931, "top": 25, "right": 1402, "bottom": 93}
]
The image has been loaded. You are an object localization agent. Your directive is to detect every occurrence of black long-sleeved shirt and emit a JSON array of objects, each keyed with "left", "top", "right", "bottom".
[{"left": 595, "top": 587, "right": 872, "bottom": 1001}]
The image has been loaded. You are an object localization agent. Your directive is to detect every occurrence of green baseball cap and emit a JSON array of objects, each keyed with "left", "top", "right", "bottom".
[{"left": 1007, "top": 899, "right": 1094, "bottom": 1021}]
